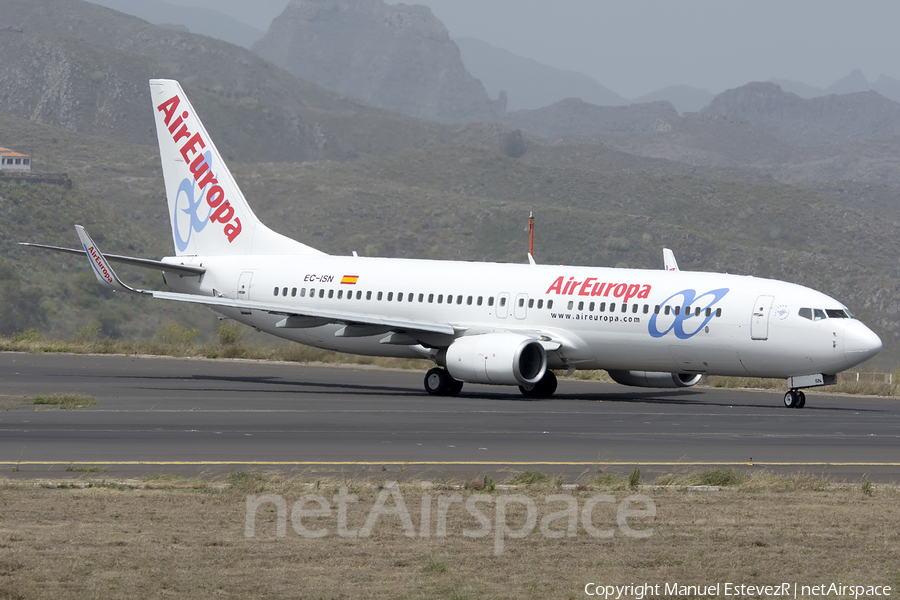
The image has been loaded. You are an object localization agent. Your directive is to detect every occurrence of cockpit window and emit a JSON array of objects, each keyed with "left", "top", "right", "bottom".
[
  {"left": 798, "top": 308, "right": 812, "bottom": 320},
  {"left": 813, "top": 309, "right": 827, "bottom": 321},
  {"left": 826, "top": 309, "right": 848, "bottom": 318}
]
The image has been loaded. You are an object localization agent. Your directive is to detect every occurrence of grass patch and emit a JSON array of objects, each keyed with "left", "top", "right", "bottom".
[
  {"left": 32, "top": 394, "right": 96, "bottom": 409},
  {"left": 65, "top": 465, "right": 109, "bottom": 473},
  {"left": 225, "top": 471, "right": 268, "bottom": 494}
]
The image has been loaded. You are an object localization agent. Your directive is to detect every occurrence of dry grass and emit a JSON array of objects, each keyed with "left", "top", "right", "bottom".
[{"left": 0, "top": 472, "right": 897, "bottom": 599}]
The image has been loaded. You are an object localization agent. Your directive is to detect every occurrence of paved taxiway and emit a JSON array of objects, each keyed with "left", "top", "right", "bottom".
[{"left": 1, "top": 353, "right": 898, "bottom": 481}]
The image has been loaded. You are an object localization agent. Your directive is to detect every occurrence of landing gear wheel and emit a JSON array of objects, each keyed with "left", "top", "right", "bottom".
[
  {"left": 424, "top": 368, "right": 463, "bottom": 397},
  {"left": 784, "top": 389, "right": 806, "bottom": 408},
  {"left": 783, "top": 390, "right": 798, "bottom": 408},
  {"left": 519, "top": 370, "right": 558, "bottom": 398}
]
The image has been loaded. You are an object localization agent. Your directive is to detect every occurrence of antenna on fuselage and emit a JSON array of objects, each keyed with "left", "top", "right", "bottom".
[{"left": 527, "top": 211, "right": 535, "bottom": 265}]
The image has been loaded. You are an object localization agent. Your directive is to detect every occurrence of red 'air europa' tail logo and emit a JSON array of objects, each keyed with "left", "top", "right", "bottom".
[{"left": 157, "top": 95, "right": 243, "bottom": 243}]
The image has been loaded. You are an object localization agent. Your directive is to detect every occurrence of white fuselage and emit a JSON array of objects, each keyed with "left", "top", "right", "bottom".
[{"left": 163, "top": 254, "right": 881, "bottom": 379}]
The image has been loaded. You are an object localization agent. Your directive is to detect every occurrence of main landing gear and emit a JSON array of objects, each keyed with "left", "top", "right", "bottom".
[
  {"left": 424, "top": 367, "right": 463, "bottom": 397},
  {"left": 519, "top": 370, "right": 558, "bottom": 398},
  {"left": 784, "top": 389, "right": 806, "bottom": 409}
]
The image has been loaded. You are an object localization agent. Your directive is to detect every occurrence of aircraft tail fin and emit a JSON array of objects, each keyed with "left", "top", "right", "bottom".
[
  {"left": 663, "top": 248, "right": 679, "bottom": 271},
  {"left": 149, "top": 79, "right": 324, "bottom": 257}
]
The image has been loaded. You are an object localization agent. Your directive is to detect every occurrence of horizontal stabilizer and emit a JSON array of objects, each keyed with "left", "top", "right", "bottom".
[{"left": 19, "top": 242, "right": 206, "bottom": 277}]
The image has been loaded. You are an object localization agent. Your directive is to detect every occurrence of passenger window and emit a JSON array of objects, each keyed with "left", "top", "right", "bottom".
[
  {"left": 589, "top": 302, "right": 595, "bottom": 311},
  {"left": 457, "top": 295, "right": 463, "bottom": 304},
  {"left": 356, "top": 291, "right": 362, "bottom": 300},
  {"left": 282, "top": 287, "right": 288, "bottom": 296},
  {"left": 599, "top": 302, "right": 606, "bottom": 311},
  {"left": 328, "top": 290, "right": 334, "bottom": 299},
  {"left": 387, "top": 292, "right": 393, "bottom": 301},
  {"left": 273, "top": 287, "right": 278, "bottom": 296},
  {"left": 654, "top": 305, "right": 660, "bottom": 314},
  {"left": 500, "top": 297, "right": 506, "bottom": 307},
  {"left": 664, "top": 306, "right": 671, "bottom": 315},
  {"left": 695, "top": 307, "right": 701, "bottom": 317},
  {"left": 577, "top": 301, "right": 584, "bottom": 310},
  {"left": 715, "top": 308, "right": 722, "bottom": 317},
  {"left": 705, "top": 307, "right": 711, "bottom": 317},
  {"left": 377, "top": 292, "right": 383, "bottom": 301},
  {"left": 685, "top": 306, "right": 691, "bottom": 315},
  {"left": 814, "top": 309, "right": 826, "bottom": 321},
  {"left": 621, "top": 303, "right": 627, "bottom": 313},
  {"left": 337, "top": 290, "right": 343, "bottom": 299},
  {"left": 366, "top": 291, "right": 372, "bottom": 300},
  {"left": 674, "top": 306, "right": 681, "bottom": 316},
  {"left": 633, "top": 304, "right": 638, "bottom": 313},
  {"left": 438, "top": 294, "right": 443, "bottom": 303},
  {"left": 408, "top": 293, "right": 413, "bottom": 302},
  {"left": 428, "top": 293, "right": 434, "bottom": 303},
  {"left": 319, "top": 289, "right": 325, "bottom": 298},
  {"left": 488, "top": 297, "right": 494, "bottom": 306},
  {"left": 643, "top": 305, "right": 649, "bottom": 314},
  {"left": 547, "top": 300, "right": 553, "bottom": 309},
  {"left": 538, "top": 299, "right": 544, "bottom": 309},
  {"left": 291, "top": 288, "right": 297, "bottom": 297},
  {"left": 418, "top": 293, "right": 424, "bottom": 302},
  {"left": 477, "top": 296, "right": 483, "bottom": 306},
  {"left": 300, "top": 288, "right": 307, "bottom": 298},
  {"left": 519, "top": 298, "right": 525, "bottom": 307},
  {"left": 609, "top": 303, "right": 616, "bottom": 312},
  {"left": 468, "top": 296, "right": 474, "bottom": 306},
  {"left": 567, "top": 301, "right": 574, "bottom": 310}
]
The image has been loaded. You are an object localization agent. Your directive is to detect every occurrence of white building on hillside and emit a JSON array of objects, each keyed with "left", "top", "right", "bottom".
[{"left": 0, "top": 147, "right": 31, "bottom": 171}]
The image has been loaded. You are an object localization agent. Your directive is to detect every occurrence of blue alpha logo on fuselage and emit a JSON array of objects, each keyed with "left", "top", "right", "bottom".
[{"left": 648, "top": 288, "right": 729, "bottom": 339}]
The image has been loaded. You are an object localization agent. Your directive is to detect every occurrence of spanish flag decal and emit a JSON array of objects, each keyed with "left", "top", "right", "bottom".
[{"left": 340, "top": 275, "right": 359, "bottom": 285}]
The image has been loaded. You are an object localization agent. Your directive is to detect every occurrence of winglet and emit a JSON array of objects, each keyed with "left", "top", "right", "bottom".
[
  {"left": 75, "top": 225, "right": 137, "bottom": 293},
  {"left": 663, "top": 248, "right": 679, "bottom": 272}
]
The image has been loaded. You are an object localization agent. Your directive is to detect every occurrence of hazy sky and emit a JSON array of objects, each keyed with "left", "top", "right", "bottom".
[{"left": 388, "top": 0, "right": 900, "bottom": 98}]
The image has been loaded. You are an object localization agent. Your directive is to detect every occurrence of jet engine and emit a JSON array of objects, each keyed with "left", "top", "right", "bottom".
[
  {"left": 607, "top": 370, "right": 704, "bottom": 388},
  {"left": 444, "top": 333, "right": 547, "bottom": 386}
]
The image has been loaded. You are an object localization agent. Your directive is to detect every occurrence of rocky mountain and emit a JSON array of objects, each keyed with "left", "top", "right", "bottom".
[
  {"left": 454, "top": 36, "right": 626, "bottom": 111},
  {"left": 0, "top": 0, "right": 509, "bottom": 162},
  {"left": 631, "top": 85, "right": 714, "bottom": 114},
  {"left": 253, "top": 0, "right": 502, "bottom": 123},
  {"left": 770, "top": 72, "right": 900, "bottom": 105},
  {"left": 87, "top": 0, "right": 265, "bottom": 49},
  {"left": 701, "top": 82, "right": 900, "bottom": 145},
  {"left": 498, "top": 98, "right": 679, "bottom": 141}
]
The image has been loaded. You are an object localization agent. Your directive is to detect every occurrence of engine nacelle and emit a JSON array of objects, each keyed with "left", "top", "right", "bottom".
[
  {"left": 445, "top": 333, "right": 547, "bottom": 386},
  {"left": 607, "top": 370, "right": 704, "bottom": 388}
]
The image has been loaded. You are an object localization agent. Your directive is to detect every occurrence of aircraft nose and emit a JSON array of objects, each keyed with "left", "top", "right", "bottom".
[{"left": 844, "top": 321, "right": 882, "bottom": 366}]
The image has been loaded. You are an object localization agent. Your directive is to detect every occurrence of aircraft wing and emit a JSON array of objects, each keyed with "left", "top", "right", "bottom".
[{"left": 60, "top": 225, "right": 456, "bottom": 337}]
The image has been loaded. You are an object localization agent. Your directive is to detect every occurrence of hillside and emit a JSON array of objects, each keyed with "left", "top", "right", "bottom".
[
  {"left": 253, "top": 0, "right": 502, "bottom": 123},
  {"left": 498, "top": 98, "right": 679, "bottom": 141},
  {"left": 0, "top": 0, "right": 506, "bottom": 163},
  {"left": 702, "top": 82, "right": 900, "bottom": 145}
]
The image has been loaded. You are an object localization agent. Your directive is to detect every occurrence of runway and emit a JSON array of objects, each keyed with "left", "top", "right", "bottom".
[{"left": 1, "top": 352, "right": 899, "bottom": 482}]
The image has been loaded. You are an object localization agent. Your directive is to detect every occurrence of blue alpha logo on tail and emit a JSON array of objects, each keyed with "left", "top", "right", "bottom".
[
  {"left": 172, "top": 150, "right": 216, "bottom": 252},
  {"left": 648, "top": 288, "right": 729, "bottom": 339}
]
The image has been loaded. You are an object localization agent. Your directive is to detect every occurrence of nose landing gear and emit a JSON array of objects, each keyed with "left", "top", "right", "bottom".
[{"left": 783, "top": 389, "right": 806, "bottom": 409}]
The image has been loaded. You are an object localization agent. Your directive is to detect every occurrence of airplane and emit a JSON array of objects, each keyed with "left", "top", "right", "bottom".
[{"left": 21, "top": 79, "right": 883, "bottom": 409}]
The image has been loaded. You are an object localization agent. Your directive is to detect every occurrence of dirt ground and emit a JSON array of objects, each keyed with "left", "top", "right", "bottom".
[{"left": 0, "top": 474, "right": 898, "bottom": 599}]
